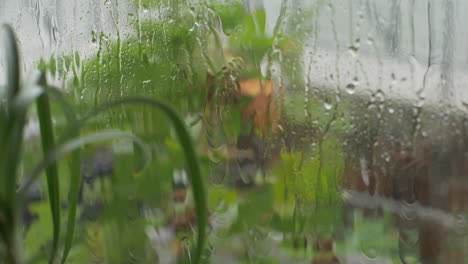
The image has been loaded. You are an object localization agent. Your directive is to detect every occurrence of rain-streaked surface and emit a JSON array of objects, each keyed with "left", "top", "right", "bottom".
[{"left": 2, "top": 0, "right": 468, "bottom": 263}]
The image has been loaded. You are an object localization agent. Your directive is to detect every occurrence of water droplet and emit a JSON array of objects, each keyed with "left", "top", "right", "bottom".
[
  {"left": 323, "top": 101, "right": 333, "bottom": 110},
  {"left": 355, "top": 38, "right": 361, "bottom": 45},
  {"left": 277, "top": 124, "right": 284, "bottom": 132},
  {"left": 384, "top": 155, "right": 391, "bottom": 163},
  {"left": 346, "top": 77, "right": 359, "bottom": 94},
  {"left": 367, "top": 103, "right": 376, "bottom": 110},
  {"left": 375, "top": 90, "right": 385, "bottom": 102},
  {"left": 349, "top": 46, "right": 358, "bottom": 56}
]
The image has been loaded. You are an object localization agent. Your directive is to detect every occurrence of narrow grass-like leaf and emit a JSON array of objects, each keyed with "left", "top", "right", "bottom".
[
  {"left": 0, "top": 24, "right": 22, "bottom": 202},
  {"left": 42, "top": 84, "right": 83, "bottom": 264},
  {"left": 36, "top": 73, "right": 61, "bottom": 264},
  {"left": 38, "top": 76, "right": 86, "bottom": 264},
  {"left": 60, "top": 146, "right": 80, "bottom": 264},
  {"left": 2, "top": 24, "right": 20, "bottom": 102},
  {"left": 0, "top": 24, "right": 24, "bottom": 264},
  {"left": 71, "top": 97, "right": 207, "bottom": 264}
]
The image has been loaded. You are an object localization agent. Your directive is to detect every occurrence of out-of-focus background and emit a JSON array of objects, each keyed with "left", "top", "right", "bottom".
[{"left": 2, "top": 0, "right": 468, "bottom": 263}]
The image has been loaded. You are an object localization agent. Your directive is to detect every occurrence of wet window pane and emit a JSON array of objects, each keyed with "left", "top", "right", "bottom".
[{"left": 1, "top": 0, "right": 467, "bottom": 263}]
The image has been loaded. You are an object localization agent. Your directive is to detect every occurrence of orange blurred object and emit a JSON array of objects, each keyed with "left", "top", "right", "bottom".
[{"left": 239, "top": 79, "right": 280, "bottom": 134}]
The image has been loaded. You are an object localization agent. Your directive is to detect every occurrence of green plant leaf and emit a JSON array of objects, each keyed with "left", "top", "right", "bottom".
[
  {"left": 1, "top": 24, "right": 20, "bottom": 102},
  {"left": 30, "top": 76, "right": 84, "bottom": 264},
  {"left": 29, "top": 83, "right": 82, "bottom": 264},
  {"left": 0, "top": 24, "right": 25, "bottom": 264},
  {"left": 42, "top": 84, "right": 85, "bottom": 264},
  {"left": 36, "top": 73, "right": 61, "bottom": 264},
  {"left": 60, "top": 145, "right": 80, "bottom": 264}
]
